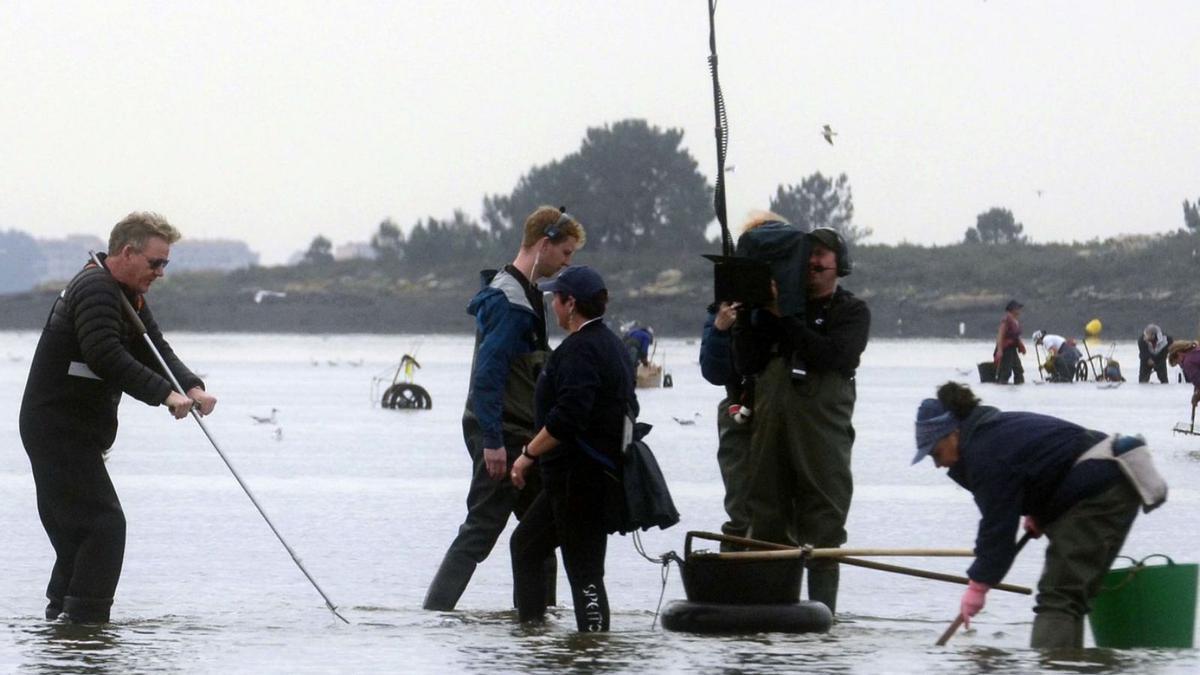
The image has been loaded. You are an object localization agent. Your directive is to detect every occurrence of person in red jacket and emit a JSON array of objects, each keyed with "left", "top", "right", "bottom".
[
  {"left": 993, "top": 300, "right": 1026, "bottom": 384},
  {"left": 1168, "top": 341, "right": 1200, "bottom": 410}
]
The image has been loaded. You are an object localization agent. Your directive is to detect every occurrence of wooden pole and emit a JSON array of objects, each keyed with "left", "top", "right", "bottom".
[
  {"left": 706, "top": 547, "right": 976, "bottom": 561},
  {"left": 689, "top": 531, "right": 792, "bottom": 551},
  {"left": 936, "top": 616, "right": 964, "bottom": 646},
  {"left": 837, "top": 556, "right": 1031, "bottom": 595}
]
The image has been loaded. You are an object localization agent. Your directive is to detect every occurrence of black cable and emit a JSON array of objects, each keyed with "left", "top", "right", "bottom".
[{"left": 707, "top": 0, "right": 733, "bottom": 256}]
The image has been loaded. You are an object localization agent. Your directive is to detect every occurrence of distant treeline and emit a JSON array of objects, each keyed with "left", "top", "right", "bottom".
[
  {"left": 2, "top": 231, "right": 1198, "bottom": 342},
  {"left": 4, "top": 117, "right": 1198, "bottom": 340}
]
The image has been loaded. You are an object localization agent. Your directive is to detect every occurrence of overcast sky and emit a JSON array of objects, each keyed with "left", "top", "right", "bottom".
[{"left": 2, "top": 1, "right": 1197, "bottom": 264}]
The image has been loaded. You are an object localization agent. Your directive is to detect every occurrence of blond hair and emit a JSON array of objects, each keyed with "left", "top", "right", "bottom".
[
  {"left": 1167, "top": 340, "right": 1198, "bottom": 366},
  {"left": 738, "top": 210, "right": 789, "bottom": 236},
  {"left": 108, "top": 212, "right": 181, "bottom": 253},
  {"left": 521, "top": 206, "right": 586, "bottom": 249}
]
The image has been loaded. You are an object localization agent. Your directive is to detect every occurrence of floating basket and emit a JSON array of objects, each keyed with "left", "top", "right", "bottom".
[
  {"left": 1089, "top": 554, "right": 1197, "bottom": 648},
  {"left": 636, "top": 362, "right": 663, "bottom": 388}
]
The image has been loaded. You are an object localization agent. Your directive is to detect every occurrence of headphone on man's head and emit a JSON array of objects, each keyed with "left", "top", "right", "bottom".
[
  {"left": 545, "top": 206, "right": 572, "bottom": 241},
  {"left": 810, "top": 226, "right": 853, "bottom": 277}
]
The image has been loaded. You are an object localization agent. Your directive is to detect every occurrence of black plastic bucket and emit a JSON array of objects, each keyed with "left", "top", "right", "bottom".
[
  {"left": 679, "top": 532, "right": 802, "bottom": 605},
  {"left": 977, "top": 361, "right": 997, "bottom": 383}
]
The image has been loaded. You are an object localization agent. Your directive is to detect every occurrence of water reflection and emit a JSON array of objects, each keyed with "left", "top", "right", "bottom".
[
  {"left": 14, "top": 619, "right": 124, "bottom": 674},
  {"left": 1036, "top": 646, "right": 1160, "bottom": 673}
]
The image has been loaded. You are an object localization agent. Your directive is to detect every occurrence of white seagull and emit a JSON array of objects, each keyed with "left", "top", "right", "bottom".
[
  {"left": 250, "top": 408, "right": 279, "bottom": 425},
  {"left": 254, "top": 290, "right": 288, "bottom": 304}
]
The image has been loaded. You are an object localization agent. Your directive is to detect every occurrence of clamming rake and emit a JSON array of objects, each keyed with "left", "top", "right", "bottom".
[{"left": 90, "top": 252, "right": 349, "bottom": 624}]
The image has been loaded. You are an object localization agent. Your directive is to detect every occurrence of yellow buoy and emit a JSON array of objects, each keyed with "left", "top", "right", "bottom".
[{"left": 1085, "top": 319, "right": 1103, "bottom": 337}]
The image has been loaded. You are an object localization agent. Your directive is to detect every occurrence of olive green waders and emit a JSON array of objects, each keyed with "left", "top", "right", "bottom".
[
  {"left": 745, "top": 357, "right": 856, "bottom": 613},
  {"left": 1031, "top": 479, "right": 1140, "bottom": 648},
  {"left": 715, "top": 397, "right": 753, "bottom": 548}
]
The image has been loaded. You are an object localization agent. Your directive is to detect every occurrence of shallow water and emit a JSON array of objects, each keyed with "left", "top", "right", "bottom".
[{"left": 1, "top": 332, "right": 1197, "bottom": 673}]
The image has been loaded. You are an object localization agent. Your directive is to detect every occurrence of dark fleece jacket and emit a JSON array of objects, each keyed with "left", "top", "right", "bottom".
[{"left": 20, "top": 258, "right": 203, "bottom": 451}]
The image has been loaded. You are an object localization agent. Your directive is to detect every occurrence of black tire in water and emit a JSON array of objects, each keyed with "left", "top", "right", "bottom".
[
  {"left": 1075, "top": 361, "right": 1091, "bottom": 382},
  {"left": 382, "top": 383, "right": 433, "bottom": 410},
  {"left": 660, "top": 599, "right": 832, "bottom": 634}
]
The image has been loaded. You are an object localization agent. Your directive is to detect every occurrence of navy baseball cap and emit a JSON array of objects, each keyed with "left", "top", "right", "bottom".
[{"left": 538, "top": 265, "right": 606, "bottom": 302}]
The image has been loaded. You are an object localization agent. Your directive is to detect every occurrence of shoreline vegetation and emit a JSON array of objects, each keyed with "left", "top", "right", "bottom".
[
  {"left": 3, "top": 231, "right": 1198, "bottom": 341},
  {"left": 5, "top": 120, "right": 1198, "bottom": 341}
]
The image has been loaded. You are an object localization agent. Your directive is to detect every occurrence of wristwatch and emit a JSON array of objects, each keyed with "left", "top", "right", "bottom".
[{"left": 521, "top": 446, "right": 535, "bottom": 460}]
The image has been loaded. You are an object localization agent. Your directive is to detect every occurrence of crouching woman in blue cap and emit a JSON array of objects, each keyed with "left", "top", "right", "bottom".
[
  {"left": 912, "top": 382, "right": 1167, "bottom": 648},
  {"left": 509, "top": 265, "right": 637, "bottom": 631}
]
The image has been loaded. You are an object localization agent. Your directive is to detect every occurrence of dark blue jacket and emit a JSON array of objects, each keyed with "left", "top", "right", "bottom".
[
  {"left": 700, "top": 309, "right": 735, "bottom": 387},
  {"left": 464, "top": 267, "right": 546, "bottom": 449},
  {"left": 950, "top": 406, "right": 1119, "bottom": 584}
]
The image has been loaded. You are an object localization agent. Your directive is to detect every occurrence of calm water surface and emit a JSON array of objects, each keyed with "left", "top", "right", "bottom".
[{"left": 1, "top": 333, "right": 1197, "bottom": 673}]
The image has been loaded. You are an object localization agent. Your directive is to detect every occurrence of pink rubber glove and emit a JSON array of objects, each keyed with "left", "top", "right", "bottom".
[
  {"left": 1023, "top": 515, "right": 1043, "bottom": 539},
  {"left": 960, "top": 580, "right": 990, "bottom": 628}
]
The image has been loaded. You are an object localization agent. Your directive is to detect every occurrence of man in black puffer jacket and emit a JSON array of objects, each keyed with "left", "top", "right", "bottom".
[{"left": 19, "top": 212, "right": 217, "bottom": 624}]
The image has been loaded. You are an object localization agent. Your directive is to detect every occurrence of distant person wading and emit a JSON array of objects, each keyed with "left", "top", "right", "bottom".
[{"left": 993, "top": 300, "right": 1026, "bottom": 384}]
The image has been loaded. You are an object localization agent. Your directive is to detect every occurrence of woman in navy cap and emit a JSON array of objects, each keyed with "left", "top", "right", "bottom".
[
  {"left": 912, "top": 382, "right": 1166, "bottom": 648},
  {"left": 509, "top": 265, "right": 637, "bottom": 631}
]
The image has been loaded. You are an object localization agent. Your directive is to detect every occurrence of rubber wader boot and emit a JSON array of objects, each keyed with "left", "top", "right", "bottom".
[
  {"left": 511, "top": 555, "right": 559, "bottom": 608},
  {"left": 61, "top": 596, "right": 113, "bottom": 624},
  {"left": 423, "top": 553, "right": 477, "bottom": 611},
  {"left": 45, "top": 599, "right": 62, "bottom": 621},
  {"left": 543, "top": 555, "right": 557, "bottom": 607},
  {"left": 806, "top": 562, "right": 840, "bottom": 616},
  {"left": 1031, "top": 611, "right": 1084, "bottom": 649}
]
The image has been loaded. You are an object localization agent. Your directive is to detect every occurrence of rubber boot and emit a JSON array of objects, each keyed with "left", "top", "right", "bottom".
[
  {"left": 45, "top": 599, "right": 62, "bottom": 621},
  {"left": 1031, "top": 611, "right": 1084, "bottom": 649},
  {"left": 61, "top": 596, "right": 113, "bottom": 624},
  {"left": 422, "top": 553, "right": 476, "bottom": 611},
  {"left": 806, "top": 561, "right": 840, "bottom": 616},
  {"left": 511, "top": 555, "right": 559, "bottom": 608}
]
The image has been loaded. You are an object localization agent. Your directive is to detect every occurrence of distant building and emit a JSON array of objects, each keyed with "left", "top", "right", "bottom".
[
  {"left": 334, "top": 241, "right": 377, "bottom": 261},
  {"left": 171, "top": 239, "right": 260, "bottom": 273},
  {"left": 34, "top": 235, "right": 259, "bottom": 283},
  {"left": 35, "top": 234, "right": 105, "bottom": 284}
]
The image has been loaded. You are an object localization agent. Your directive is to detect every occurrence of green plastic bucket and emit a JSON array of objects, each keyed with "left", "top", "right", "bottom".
[{"left": 1089, "top": 554, "right": 1198, "bottom": 648}]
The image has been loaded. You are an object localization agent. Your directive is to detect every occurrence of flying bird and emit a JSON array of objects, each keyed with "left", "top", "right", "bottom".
[
  {"left": 254, "top": 289, "right": 288, "bottom": 304},
  {"left": 822, "top": 124, "right": 837, "bottom": 145}
]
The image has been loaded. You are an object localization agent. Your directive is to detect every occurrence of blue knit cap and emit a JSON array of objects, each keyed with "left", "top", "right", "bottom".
[{"left": 913, "top": 398, "right": 958, "bottom": 465}]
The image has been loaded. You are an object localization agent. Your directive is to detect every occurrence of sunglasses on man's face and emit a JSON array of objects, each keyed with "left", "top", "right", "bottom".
[{"left": 141, "top": 252, "right": 170, "bottom": 270}]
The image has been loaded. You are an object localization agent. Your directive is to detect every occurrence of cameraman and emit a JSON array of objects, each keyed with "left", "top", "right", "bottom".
[{"left": 732, "top": 226, "right": 869, "bottom": 614}]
